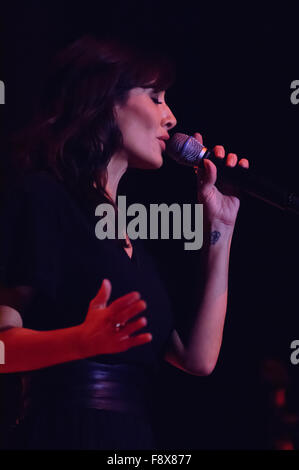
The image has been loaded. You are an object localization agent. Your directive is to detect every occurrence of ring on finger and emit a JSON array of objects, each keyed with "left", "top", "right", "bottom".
[{"left": 115, "top": 322, "right": 126, "bottom": 332}]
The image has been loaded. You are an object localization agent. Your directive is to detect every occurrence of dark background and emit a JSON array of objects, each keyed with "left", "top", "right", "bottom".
[{"left": 1, "top": 1, "right": 299, "bottom": 449}]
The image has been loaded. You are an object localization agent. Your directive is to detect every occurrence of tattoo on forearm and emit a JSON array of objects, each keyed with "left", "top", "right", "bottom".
[{"left": 210, "top": 231, "right": 221, "bottom": 245}]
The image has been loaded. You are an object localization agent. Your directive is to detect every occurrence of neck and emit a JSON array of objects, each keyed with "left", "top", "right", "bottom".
[{"left": 103, "top": 152, "right": 128, "bottom": 203}]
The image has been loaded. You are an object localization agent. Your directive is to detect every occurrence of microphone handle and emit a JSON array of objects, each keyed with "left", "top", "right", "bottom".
[{"left": 200, "top": 150, "right": 299, "bottom": 216}]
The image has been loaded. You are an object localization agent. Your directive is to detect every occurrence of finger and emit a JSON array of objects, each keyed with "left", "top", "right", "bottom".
[
  {"left": 124, "top": 333, "right": 153, "bottom": 349},
  {"left": 193, "top": 132, "right": 203, "bottom": 145},
  {"left": 213, "top": 145, "right": 225, "bottom": 159},
  {"left": 116, "top": 300, "right": 147, "bottom": 324},
  {"left": 226, "top": 153, "right": 238, "bottom": 167},
  {"left": 90, "top": 279, "right": 112, "bottom": 308},
  {"left": 238, "top": 158, "right": 249, "bottom": 169},
  {"left": 110, "top": 291, "right": 141, "bottom": 313},
  {"left": 120, "top": 316, "right": 147, "bottom": 337},
  {"left": 197, "top": 158, "right": 217, "bottom": 189}
]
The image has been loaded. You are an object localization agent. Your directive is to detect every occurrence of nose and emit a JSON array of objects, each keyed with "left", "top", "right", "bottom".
[{"left": 161, "top": 104, "right": 177, "bottom": 131}]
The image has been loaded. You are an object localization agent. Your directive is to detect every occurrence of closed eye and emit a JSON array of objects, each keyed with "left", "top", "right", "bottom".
[{"left": 151, "top": 97, "right": 163, "bottom": 104}]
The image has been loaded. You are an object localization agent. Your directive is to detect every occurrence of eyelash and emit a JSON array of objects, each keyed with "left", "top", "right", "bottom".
[{"left": 151, "top": 97, "right": 163, "bottom": 104}]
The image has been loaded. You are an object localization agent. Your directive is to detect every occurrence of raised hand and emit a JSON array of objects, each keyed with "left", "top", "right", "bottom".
[
  {"left": 194, "top": 132, "right": 249, "bottom": 227},
  {"left": 78, "top": 279, "right": 151, "bottom": 358}
]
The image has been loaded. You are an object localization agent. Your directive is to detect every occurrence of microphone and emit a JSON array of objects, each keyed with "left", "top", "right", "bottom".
[{"left": 166, "top": 133, "right": 299, "bottom": 216}]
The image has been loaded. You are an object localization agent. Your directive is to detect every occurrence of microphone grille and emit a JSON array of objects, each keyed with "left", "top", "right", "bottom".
[{"left": 166, "top": 133, "right": 205, "bottom": 166}]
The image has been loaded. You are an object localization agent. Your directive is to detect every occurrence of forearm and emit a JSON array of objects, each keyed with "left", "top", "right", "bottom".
[
  {"left": 0, "top": 324, "right": 82, "bottom": 373},
  {"left": 184, "top": 222, "right": 234, "bottom": 374}
]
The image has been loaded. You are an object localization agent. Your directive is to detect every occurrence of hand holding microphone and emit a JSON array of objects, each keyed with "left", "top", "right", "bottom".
[
  {"left": 168, "top": 132, "right": 249, "bottom": 227},
  {"left": 166, "top": 132, "right": 299, "bottom": 216}
]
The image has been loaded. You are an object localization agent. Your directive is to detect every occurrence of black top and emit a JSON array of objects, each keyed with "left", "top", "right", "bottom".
[{"left": 0, "top": 171, "right": 175, "bottom": 415}]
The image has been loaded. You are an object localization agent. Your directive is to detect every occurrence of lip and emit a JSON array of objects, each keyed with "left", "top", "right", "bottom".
[
  {"left": 157, "top": 138, "right": 166, "bottom": 151},
  {"left": 157, "top": 135, "right": 170, "bottom": 141}
]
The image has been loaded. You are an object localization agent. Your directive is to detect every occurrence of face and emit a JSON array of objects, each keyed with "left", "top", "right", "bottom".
[{"left": 114, "top": 87, "right": 177, "bottom": 169}]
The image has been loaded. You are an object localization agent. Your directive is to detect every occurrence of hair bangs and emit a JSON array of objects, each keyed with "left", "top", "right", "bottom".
[{"left": 119, "top": 48, "right": 175, "bottom": 96}]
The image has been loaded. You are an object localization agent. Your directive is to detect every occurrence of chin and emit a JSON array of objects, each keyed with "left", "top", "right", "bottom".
[{"left": 129, "top": 153, "right": 164, "bottom": 170}]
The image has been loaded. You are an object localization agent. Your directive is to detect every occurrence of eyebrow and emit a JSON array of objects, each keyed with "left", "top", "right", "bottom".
[{"left": 148, "top": 88, "right": 166, "bottom": 95}]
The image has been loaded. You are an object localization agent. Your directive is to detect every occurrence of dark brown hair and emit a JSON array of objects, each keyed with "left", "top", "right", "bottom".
[{"left": 12, "top": 34, "right": 175, "bottom": 205}]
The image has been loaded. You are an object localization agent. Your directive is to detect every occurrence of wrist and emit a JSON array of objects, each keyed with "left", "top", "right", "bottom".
[
  {"left": 71, "top": 323, "right": 86, "bottom": 360},
  {"left": 199, "top": 221, "right": 234, "bottom": 260},
  {"left": 204, "top": 219, "right": 234, "bottom": 242}
]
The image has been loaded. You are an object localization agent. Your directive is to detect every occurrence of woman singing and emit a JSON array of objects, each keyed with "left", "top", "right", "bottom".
[{"left": 0, "top": 35, "right": 249, "bottom": 449}]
